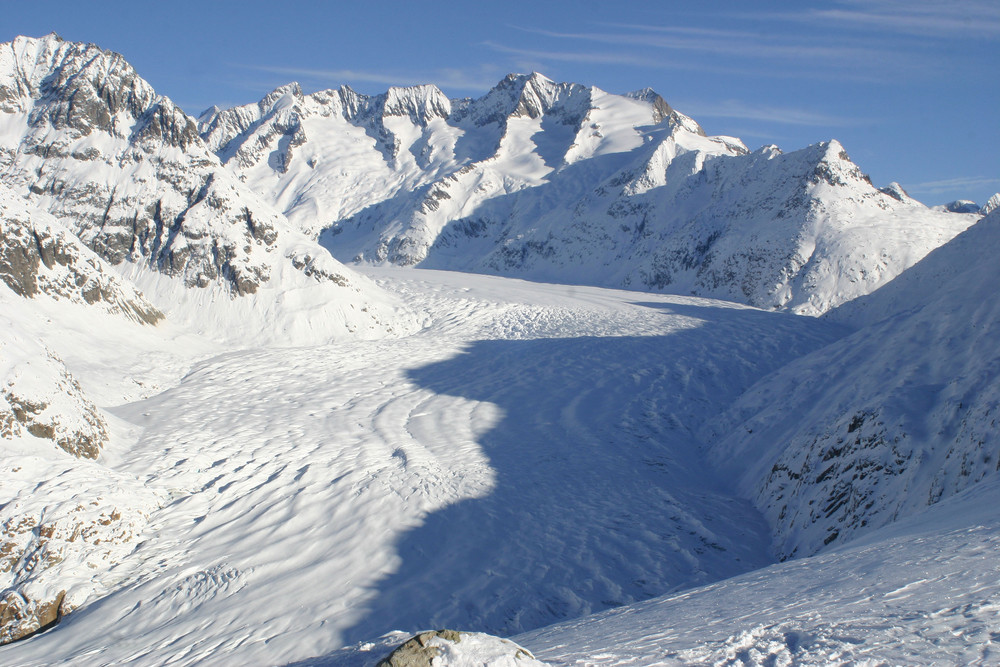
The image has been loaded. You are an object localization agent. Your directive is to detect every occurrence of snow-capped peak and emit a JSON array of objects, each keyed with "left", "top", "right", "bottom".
[
  {"left": 981, "top": 192, "right": 1000, "bottom": 216},
  {"left": 378, "top": 84, "right": 451, "bottom": 124}
]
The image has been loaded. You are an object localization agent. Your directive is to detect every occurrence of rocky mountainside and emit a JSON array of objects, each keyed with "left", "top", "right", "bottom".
[
  {"left": 0, "top": 182, "right": 161, "bottom": 324},
  {"left": 0, "top": 34, "right": 412, "bottom": 343},
  {"left": 202, "top": 73, "right": 978, "bottom": 315},
  {"left": 703, "top": 208, "right": 1000, "bottom": 558},
  {"left": 0, "top": 308, "right": 163, "bottom": 645}
]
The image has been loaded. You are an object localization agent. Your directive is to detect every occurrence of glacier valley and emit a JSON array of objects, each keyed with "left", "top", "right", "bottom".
[{"left": 1, "top": 33, "right": 998, "bottom": 666}]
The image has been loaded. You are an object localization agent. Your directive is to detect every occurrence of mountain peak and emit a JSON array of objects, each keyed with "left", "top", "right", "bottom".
[
  {"left": 981, "top": 192, "right": 1000, "bottom": 216},
  {"left": 379, "top": 83, "right": 451, "bottom": 124},
  {"left": 625, "top": 87, "right": 673, "bottom": 122},
  {"left": 261, "top": 82, "right": 304, "bottom": 107},
  {"left": 880, "top": 181, "right": 913, "bottom": 203}
]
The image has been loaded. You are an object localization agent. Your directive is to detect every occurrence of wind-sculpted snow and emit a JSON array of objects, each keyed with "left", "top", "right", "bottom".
[
  {"left": 704, "top": 211, "right": 1000, "bottom": 559},
  {"left": 0, "top": 34, "right": 408, "bottom": 344},
  {"left": 0, "top": 268, "right": 842, "bottom": 665}
]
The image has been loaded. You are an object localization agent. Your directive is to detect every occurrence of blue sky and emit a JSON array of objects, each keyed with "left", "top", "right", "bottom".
[{"left": 3, "top": 0, "right": 998, "bottom": 206}]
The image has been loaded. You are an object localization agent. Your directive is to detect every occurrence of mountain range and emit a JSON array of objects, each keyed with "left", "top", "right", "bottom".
[{"left": 0, "top": 33, "right": 997, "bottom": 665}]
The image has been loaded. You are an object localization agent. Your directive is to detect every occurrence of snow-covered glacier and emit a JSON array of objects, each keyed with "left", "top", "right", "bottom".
[{"left": 1, "top": 32, "right": 997, "bottom": 666}]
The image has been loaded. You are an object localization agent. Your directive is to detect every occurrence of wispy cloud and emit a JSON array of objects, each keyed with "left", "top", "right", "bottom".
[
  {"left": 907, "top": 176, "right": 1000, "bottom": 195},
  {"left": 482, "top": 41, "right": 660, "bottom": 67},
  {"left": 739, "top": 1, "right": 1000, "bottom": 39},
  {"left": 244, "top": 64, "right": 425, "bottom": 87},
  {"left": 675, "top": 100, "right": 865, "bottom": 128},
  {"left": 804, "top": 0, "right": 1000, "bottom": 38},
  {"left": 481, "top": 40, "right": 888, "bottom": 83},
  {"left": 510, "top": 24, "right": 896, "bottom": 65}
]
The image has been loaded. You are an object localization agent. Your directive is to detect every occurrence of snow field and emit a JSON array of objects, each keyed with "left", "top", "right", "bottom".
[{"left": 2, "top": 268, "right": 842, "bottom": 665}]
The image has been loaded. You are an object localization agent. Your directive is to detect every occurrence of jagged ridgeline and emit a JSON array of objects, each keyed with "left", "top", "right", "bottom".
[
  {"left": 201, "top": 72, "right": 980, "bottom": 315},
  {"left": 0, "top": 34, "right": 266, "bottom": 293},
  {"left": 0, "top": 34, "right": 414, "bottom": 342}
]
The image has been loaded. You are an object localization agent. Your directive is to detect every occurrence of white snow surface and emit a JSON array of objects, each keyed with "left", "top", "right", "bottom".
[
  {"left": 0, "top": 257, "right": 996, "bottom": 665},
  {"left": 2, "top": 267, "right": 846, "bottom": 665}
]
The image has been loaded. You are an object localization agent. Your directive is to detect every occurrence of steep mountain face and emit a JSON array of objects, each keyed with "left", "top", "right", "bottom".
[
  {"left": 204, "top": 73, "right": 974, "bottom": 315},
  {"left": 0, "top": 183, "right": 161, "bottom": 323},
  {"left": 703, "top": 210, "right": 1000, "bottom": 558},
  {"left": 0, "top": 34, "right": 411, "bottom": 342}
]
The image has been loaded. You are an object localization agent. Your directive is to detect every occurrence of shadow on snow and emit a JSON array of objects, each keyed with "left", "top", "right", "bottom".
[{"left": 290, "top": 301, "right": 846, "bottom": 665}]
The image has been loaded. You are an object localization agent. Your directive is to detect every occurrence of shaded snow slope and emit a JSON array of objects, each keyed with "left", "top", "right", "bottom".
[
  {"left": 704, "top": 210, "right": 1000, "bottom": 558},
  {"left": 511, "top": 476, "right": 1000, "bottom": 667},
  {"left": 0, "top": 268, "right": 843, "bottom": 665},
  {"left": 0, "top": 34, "right": 412, "bottom": 345}
]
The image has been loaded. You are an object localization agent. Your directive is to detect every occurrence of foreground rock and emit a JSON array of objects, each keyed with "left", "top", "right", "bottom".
[{"left": 377, "top": 630, "right": 548, "bottom": 667}]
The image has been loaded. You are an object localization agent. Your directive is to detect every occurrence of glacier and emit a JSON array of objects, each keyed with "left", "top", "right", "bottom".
[{"left": 1, "top": 32, "right": 997, "bottom": 666}]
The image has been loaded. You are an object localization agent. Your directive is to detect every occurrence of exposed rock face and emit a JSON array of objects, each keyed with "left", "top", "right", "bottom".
[
  {"left": 0, "top": 184, "right": 162, "bottom": 323},
  {"left": 377, "top": 630, "right": 548, "bottom": 667},
  {"left": 1, "top": 328, "right": 108, "bottom": 459},
  {"left": 0, "top": 589, "right": 65, "bottom": 644}
]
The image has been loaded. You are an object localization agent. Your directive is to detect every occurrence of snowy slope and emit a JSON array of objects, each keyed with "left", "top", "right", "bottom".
[
  {"left": 703, "top": 209, "right": 1000, "bottom": 559},
  {"left": 204, "top": 73, "right": 975, "bottom": 315},
  {"left": 0, "top": 34, "right": 414, "bottom": 345},
  {"left": 0, "top": 268, "right": 844, "bottom": 665},
  {"left": 317, "top": 477, "right": 1000, "bottom": 666}
]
